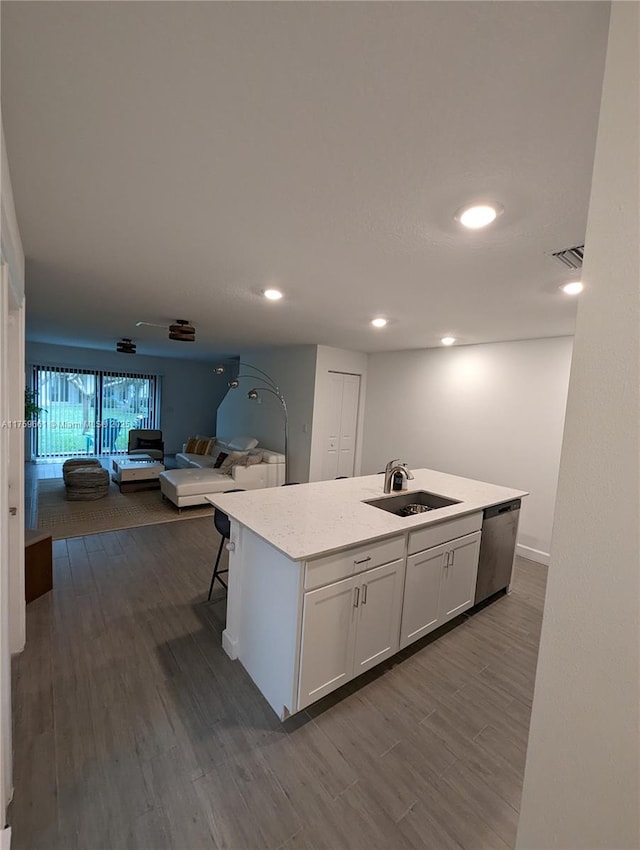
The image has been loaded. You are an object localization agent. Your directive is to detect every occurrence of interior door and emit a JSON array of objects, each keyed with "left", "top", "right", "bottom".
[
  {"left": 400, "top": 543, "right": 447, "bottom": 648},
  {"left": 320, "top": 372, "right": 361, "bottom": 480},
  {"left": 439, "top": 531, "right": 482, "bottom": 624},
  {"left": 336, "top": 374, "right": 360, "bottom": 478},
  {"left": 298, "top": 575, "right": 359, "bottom": 709},
  {"left": 320, "top": 372, "right": 344, "bottom": 480},
  {"left": 353, "top": 559, "right": 404, "bottom": 675}
]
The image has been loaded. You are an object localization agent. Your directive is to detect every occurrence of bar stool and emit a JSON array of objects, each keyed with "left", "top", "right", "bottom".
[{"left": 207, "top": 489, "right": 245, "bottom": 601}]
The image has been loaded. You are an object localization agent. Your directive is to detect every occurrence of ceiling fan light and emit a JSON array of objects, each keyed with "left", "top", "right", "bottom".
[
  {"left": 168, "top": 319, "right": 196, "bottom": 341},
  {"left": 116, "top": 338, "right": 136, "bottom": 354}
]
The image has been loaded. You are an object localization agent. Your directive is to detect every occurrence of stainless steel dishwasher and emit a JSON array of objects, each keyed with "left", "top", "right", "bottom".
[{"left": 474, "top": 499, "right": 521, "bottom": 604}]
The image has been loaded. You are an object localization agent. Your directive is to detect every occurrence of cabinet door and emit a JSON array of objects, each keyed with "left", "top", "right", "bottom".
[
  {"left": 439, "top": 531, "right": 481, "bottom": 624},
  {"left": 298, "top": 575, "right": 359, "bottom": 710},
  {"left": 400, "top": 543, "right": 447, "bottom": 649},
  {"left": 353, "top": 559, "right": 405, "bottom": 676}
]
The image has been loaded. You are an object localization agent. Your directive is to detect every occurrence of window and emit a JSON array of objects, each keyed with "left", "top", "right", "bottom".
[{"left": 30, "top": 365, "right": 161, "bottom": 458}]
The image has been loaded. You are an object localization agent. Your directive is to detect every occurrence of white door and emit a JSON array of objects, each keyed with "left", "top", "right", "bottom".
[
  {"left": 400, "top": 543, "right": 447, "bottom": 648},
  {"left": 298, "top": 575, "right": 359, "bottom": 709},
  {"left": 321, "top": 372, "right": 361, "bottom": 480},
  {"left": 353, "top": 559, "right": 404, "bottom": 675},
  {"left": 0, "top": 262, "right": 11, "bottom": 815},
  {"left": 439, "top": 531, "right": 482, "bottom": 624},
  {"left": 336, "top": 374, "right": 360, "bottom": 478}
]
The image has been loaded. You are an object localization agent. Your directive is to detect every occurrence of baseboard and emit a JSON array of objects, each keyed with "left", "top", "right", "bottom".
[
  {"left": 1, "top": 825, "right": 11, "bottom": 850},
  {"left": 517, "top": 544, "right": 550, "bottom": 566},
  {"left": 222, "top": 629, "right": 238, "bottom": 660}
]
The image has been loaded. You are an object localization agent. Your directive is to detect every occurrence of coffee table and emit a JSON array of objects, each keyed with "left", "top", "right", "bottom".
[{"left": 112, "top": 456, "right": 165, "bottom": 493}]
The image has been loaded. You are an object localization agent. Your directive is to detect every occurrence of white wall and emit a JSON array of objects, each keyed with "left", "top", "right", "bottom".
[
  {"left": 25, "top": 341, "right": 228, "bottom": 455},
  {"left": 308, "top": 345, "right": 368, "bottom": 482},
  {"left": 0, "top": 118, "right": 25, "bottom": 835},
  {"left": 362, "top": 337, "right": 573, "bottom": 562},
  {"left": 216, "top": 345, "right": 318, "bottom": 484},
  {"left": 517, "top": 5, "right": 639, "bottom": 848}
]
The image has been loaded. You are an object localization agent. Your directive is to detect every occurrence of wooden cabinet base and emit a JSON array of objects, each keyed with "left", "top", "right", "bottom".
[{"left": 25, "top": 529, "right": 53, "bottom": 603}]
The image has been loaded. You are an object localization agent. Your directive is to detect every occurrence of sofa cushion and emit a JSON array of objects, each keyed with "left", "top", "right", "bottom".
[
  {"left": 184, "top": 437, "right": 198, "bottom": 453},
  {"left": 160, "top": 468, "right": 233, "bottom": 497},
  {"left": 260, "top": 449, "right": 286, "bottom": 464}
]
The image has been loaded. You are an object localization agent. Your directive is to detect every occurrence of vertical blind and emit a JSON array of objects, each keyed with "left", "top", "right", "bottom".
[{"left": 30, "top": 365, "right": 161, "bottom": 459}]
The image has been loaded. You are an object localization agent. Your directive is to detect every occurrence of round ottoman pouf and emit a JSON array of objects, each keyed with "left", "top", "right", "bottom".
[
  {"left": 63, "top": 457, "right": 101, "bottom": 485},
  {"left": 65, "top": 466, "right": 110, "bottom": 501}
]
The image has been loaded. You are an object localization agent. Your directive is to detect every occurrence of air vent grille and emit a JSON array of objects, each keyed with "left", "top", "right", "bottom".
[{"left": 551, "top": 245, "right": 584, "bottom": 269}]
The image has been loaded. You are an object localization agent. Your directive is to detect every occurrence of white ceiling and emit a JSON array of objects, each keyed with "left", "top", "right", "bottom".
[{"left": 2, "top": 1, "right": 610, "bottom": 360}]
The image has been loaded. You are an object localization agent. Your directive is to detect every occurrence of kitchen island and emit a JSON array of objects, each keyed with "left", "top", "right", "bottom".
[{"left": 208, "top": 469, "right": 527, "bottom": 719}]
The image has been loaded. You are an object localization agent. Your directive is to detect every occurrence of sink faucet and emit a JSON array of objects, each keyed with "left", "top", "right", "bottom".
[{"left": 383, "top": 459, "right": 414, "bottom": 494}]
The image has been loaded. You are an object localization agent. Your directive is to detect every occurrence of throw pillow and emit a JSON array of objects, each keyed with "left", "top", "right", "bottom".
[
  {"left": 219, "top": 450, "right": 249, "bottom": 472},
  {"left": 213, "top": 451, "right": 229, "bottom": 469},
  {"left": 227, "top": 436, "right": 259, "bottom": 451},
  {"left": 193, "top": 438, "right": 214, "bottom": 456},
  {"left": 184, "top": 437, "right": 198, "bottom": 453},
  {"left": 136, "top": 438, "right": 163, "bottom": 450},
  {"left": 238, "top": 450, "right": 263, "bottom": 467}
]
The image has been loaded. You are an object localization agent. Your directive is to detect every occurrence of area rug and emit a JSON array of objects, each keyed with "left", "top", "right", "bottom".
[{"left": 37, "top": 478, "right": 213, "bottom": 539}]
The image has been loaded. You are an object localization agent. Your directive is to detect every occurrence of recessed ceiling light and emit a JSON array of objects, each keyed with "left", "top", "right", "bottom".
[
  {"left": 441, "top": 337, "right": 456, "bottom": 346},
  {"left": 561, "top": 281, "right": 584, "bottom": 295},
  {"left": 264, "top": 288, "right": 283, "bottom": 300},
  {"left": 456, "top": 203, "right": 503, "bottom": 229},
  {"left": 371, "top": 317, "right": 388, "bottom": 328}
]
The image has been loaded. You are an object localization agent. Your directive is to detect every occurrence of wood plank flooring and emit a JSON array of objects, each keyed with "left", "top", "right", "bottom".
[{"left": 10, "top": 512, "right": 547, "bottom": 850}]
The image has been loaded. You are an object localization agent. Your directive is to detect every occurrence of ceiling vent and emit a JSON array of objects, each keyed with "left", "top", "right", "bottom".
[
  {"left": 116, "top": 338, "right": 136, "bottom": 354},
  {"left": 551, "top": 244, "right": 584, "bottom": 270},
  {"left": 168, "top": 320, "right": 196, "bottom": 342}
]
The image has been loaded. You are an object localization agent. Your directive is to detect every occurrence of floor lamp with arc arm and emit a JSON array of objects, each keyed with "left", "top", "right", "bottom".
[{"left": 214, "top": 361, "right": 290, "bottom": 484}]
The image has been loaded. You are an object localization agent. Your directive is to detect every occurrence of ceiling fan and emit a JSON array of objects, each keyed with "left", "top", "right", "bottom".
[{"left": 135, "top": 319, "right": 196, "bottom": 342}]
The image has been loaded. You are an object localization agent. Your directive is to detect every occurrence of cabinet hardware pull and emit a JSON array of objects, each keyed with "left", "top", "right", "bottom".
[
  {"left": 362, "top": 584, "right": 368, "bottom": 604},
  {"left": 450, "top": 550, "right": 455, "bottom": 567},
  {"left": 353, "top": 586, "right": 360, "bottom": 607},
  {"left": 354, "top": 556, "right": 371, "bottom": 565},
  {"left": 445, "top": 551, "right": 451, "bottom": 567}
]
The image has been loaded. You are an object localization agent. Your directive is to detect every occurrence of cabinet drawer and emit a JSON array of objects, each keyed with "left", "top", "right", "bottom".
[
  {"left": 408, "top": 511, "right": 482, "bottom": 555},
  {"left": 304, "top": 536, "right": 405, "bottom": 591}
]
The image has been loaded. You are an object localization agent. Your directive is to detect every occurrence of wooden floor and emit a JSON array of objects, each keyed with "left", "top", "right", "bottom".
[{"left": 10, "top": 507, "right": 547, "bottom": 850}]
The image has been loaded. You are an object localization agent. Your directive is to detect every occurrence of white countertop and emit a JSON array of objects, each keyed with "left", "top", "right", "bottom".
[{"left": 206, "top": 469, "right": 528, "bottom": 562}]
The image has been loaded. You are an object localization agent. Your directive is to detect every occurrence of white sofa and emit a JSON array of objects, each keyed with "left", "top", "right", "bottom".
[{"left": 160, "top": 437, "right": 285, "bottom": 508}]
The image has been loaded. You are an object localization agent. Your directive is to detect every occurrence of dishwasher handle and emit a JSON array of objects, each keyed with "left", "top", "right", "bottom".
[{"left": 483, "top": 499, "right": 521, "bottom": 520}]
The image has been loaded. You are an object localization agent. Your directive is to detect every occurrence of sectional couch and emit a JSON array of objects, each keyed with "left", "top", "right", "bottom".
[{"left": 159, "top": 436, "right": 285, "bottom": 508}]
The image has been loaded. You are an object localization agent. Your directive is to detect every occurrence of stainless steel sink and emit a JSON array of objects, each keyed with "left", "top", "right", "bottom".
[{"left": 363, "top": 490, "right": 461, "bottom": 517}]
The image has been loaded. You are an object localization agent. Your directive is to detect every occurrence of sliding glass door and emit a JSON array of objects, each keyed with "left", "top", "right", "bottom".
[{"left": 31, "top": 366, "right": 160, "bottom": 459}]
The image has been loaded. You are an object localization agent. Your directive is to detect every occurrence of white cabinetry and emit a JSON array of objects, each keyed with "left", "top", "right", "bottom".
[
  {"left": 298, "top": 546, "right": 404, "bottom": 710},
  {"left": 353, "top": 560, "right": 405, "bottom": 675},
  {"left": 439, "top": 531, "right": 481, "bottom": 623},
  {"left": 297, "top": 574, "right": 359, "bottom": 707},
  {"left": 400, "top": 530, "right": 481, "bottom": 649}
]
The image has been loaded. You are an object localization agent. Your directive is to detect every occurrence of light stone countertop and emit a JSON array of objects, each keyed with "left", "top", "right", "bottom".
[{"left": 206, "top": 469, "right": 528, "bottom": 562}]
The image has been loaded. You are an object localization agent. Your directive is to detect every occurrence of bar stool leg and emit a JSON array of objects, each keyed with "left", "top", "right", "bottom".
[{"left": 208, "top": 536, "right": 225, "bottom": 601}]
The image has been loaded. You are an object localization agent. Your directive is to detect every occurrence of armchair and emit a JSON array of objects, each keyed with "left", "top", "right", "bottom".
[{"left": 127, "top": 429, "right": 164, "bottom": 461}]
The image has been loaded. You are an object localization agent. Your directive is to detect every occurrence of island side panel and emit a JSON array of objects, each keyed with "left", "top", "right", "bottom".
[
  {"left": 234, "top": 525, "right": 304, "bottom": 719},
  {"left": 222, "top": 520, "right": 244, "bottom": 660}
]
